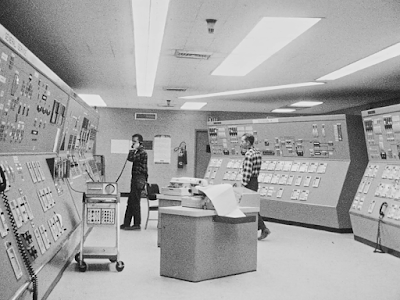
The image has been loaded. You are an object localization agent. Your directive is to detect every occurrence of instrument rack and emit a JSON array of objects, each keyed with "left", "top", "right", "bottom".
[{"left": 75, "top": 182, "right": 124, "bottom": 272}]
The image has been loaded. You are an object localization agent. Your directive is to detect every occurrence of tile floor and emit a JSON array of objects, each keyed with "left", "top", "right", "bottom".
[{"left": 47, "top": 198, "right": 400, "bottom": 300}]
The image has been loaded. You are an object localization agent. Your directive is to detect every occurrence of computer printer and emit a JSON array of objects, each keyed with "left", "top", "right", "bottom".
[
  {"left": 181, "top": 185, "right": 260, "bottom": 210},
  {"left": 181, "top": 190, "right": 214, "bottom": 210},
  {"left": 161, "top": 177, "right": 208, "bottom": 196}
]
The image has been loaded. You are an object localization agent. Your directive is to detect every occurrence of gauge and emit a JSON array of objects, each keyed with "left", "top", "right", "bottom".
[{"left": 104, "top": 183, "right": 116, "bottom": 194}]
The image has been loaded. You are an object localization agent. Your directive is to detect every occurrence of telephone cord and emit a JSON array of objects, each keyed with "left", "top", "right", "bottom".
[
  {"left": 374, "top": 215, "right": 385, "bottom": 253},
  {"left": 115, "top": 159, "right": 128, "bottom": 183}
]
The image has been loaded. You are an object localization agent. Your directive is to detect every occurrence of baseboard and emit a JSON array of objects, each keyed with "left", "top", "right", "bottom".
[
  {"left": 353, "top": 235, "right": 400, "bottom": 258},
  {"left": 262, "top": 217, "right": 353, "bottom": 233}
]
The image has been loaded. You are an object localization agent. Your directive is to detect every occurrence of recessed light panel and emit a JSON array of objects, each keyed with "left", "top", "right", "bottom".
[
  {"left": 317, "top": 42, "right": 400, "bottom": 81},
  {"left": 212, "top": 17, "right": 321, "bottom": 76},
  {"left": 132, "top": 0, "right": 170, "bottom": 97},
  {"left": 180, "top": 102, "right": 207, "bottom": 110},
  {"left": 180, "top": 82, "right": 324, "bottom": 99},
  {"left": 290, "top": 101, "right": 323, "bottom": 107},
  {"left": 272, "top": 108, "right": 296, "bottom": 113}
]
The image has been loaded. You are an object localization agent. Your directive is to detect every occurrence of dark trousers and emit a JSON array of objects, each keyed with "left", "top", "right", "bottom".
[
  {"left": 247, "top": 176, "right": 268, "bottom": 231},
  {"left": 123, "top": 175, "right": 146, "bottom": 226}
]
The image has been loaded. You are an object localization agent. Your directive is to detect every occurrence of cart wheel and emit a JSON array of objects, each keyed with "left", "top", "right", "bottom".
[
  {"left": 78, "top": 261, "right": 87, "bottom": 272},
  {"left": 109, "top": 257, "right": 117, "bottom": 263},
  {"left": 116, "top": 261, "right": 125, "bottom": 272},
  {"left": 75, "top": 253, "right": 81, "bottom": 263}
]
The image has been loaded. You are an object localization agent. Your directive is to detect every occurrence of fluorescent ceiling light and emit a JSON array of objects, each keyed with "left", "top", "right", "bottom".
[
  {"left": 212, "top": 17, "right": 321, "bottom": 76},
  {"left": 290, "top": 101, "right": 323, "bottom": 107},
  {"left": 180, "top": 82, "right": 324, "bottom": 99},
  {"left": 78, "top": 94, "right": 107, "bottom": 107},
  {"left": 317, "top": 42, "right": 400, "bottom": 81},
  {"left": 180, "top": 102, "right": 207, "bottom": 110},
  {"left": 132, "top": 0, "right": 170, "bottom": 97},
  {"left": 272, "top": 108, "right": 296, "bottom": 113}
]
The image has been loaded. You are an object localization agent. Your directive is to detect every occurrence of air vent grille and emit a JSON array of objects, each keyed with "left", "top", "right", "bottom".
[
  {"left": 174, "top": 50, "right": 212, "bottom": 60},
  {"left": 135, "top": 113, "right": 157, "bottom": 120},
  {"left": 163, "top": 87, "right": 187, "bottom": 92}
]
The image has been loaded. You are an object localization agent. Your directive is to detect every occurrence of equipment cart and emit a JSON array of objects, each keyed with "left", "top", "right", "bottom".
[{"left": 75, "top": 182, "right": 124, "bottom": 272}]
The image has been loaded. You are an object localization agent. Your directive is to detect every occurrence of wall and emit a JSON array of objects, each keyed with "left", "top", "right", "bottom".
[
  {"left": 328, "top": 97, "right": 400, "bottom": 115},
  {"left": 96, "top": 108, "right": 270, "bottom": 191}
]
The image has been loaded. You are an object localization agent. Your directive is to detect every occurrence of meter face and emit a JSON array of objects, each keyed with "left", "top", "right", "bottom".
[{"left": 105, "top": 184, "right": 116, "bottom": 194}]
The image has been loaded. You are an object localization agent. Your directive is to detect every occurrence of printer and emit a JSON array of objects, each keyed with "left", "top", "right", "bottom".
[
  {"left": 161, "top": 177, "right": 208, "bottom": 196},
  {"left": 181, "top": 190, "right": 214, "bottom": 210},
  {"left": 181, "top": 185, "right": 260, "bottom": 210}
]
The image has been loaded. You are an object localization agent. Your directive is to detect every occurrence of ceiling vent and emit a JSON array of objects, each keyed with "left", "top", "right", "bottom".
[
  {"left": 163, "top": 87, "right": 187, "bottom": 92},
  {"left": 135, "top": 113, "right": 157, "bottom": 120},
  {"left": 174, "top": 50, "right": 212, "bottom": 60}
]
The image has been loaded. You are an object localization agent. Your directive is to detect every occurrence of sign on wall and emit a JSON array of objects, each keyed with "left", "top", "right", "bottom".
[{"left": 154, "top": 135, "right": 171, "bottom": 164}]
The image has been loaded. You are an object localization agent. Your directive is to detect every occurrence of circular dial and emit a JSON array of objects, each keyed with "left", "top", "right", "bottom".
[{"left": 104, "top": 184, "right": 116, "bottom": 194}]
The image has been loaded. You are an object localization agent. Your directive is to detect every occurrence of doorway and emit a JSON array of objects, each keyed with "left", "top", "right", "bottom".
[{"left": 194, "top": 130, "right": 211, "bottom": 178}]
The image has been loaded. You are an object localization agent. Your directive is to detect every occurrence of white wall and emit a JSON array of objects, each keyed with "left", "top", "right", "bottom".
[{"left": 95, "top": 108, "right": 270, "bottom": 192}]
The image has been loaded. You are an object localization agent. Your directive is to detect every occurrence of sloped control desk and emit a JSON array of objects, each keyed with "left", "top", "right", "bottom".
[{"left": 159, "top": 206, "right": 259, "bottom": 282}]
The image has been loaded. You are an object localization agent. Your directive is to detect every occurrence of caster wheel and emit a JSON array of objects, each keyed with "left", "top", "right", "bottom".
[
  {"left": 78, "top": 261, "right": 87, "bottom": 272},
  {"left": 116, "top": 261, "right": 125, "bottom": 272},
  {"left": 75, "top": 253, "right": 81, "bottom": 263}
]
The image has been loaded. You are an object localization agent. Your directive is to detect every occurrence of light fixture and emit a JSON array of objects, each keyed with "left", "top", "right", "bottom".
[
  {"left": 272, "top": 108, "right": 296, "bottom": 113},
  {"left": 290, "top": 101, "right": 323, "bottom": 107},
  {"left": 179, "top": 82, "right": 324, "bottom": 99},
  {"left": 78, "top": 94, "right": 107, "bottom": 107},
  {"left": 180, "top": 102, "right": 207, "bottom": 110},
  {"left": 317, "top": 42, "right": 400, "bottom": 81},
  {"left": 131, "top": 0, "right": 170, "bottom": 97},
  {"left": 212, "top": 17, "right": 321, "bottom": 76},
  {"left": 206, "top": 19, "right": 217, "bottom": 34}
]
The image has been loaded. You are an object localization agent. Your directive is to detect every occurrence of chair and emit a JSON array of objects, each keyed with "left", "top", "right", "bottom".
[{"left": 145, "top": 183, "right": 160, "bottom": 229}]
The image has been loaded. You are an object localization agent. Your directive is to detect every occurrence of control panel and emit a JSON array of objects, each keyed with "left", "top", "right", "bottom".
[
  {"left": 206, "top": 114, "right": 368, "bottom": 230},
  {"left": 350, "top": 103, "right": 400, "bottom": 256},
  {"left": 0, "top": 40, "right": 69, "bottom": 154},
  {"left": 58, "top": 94, "right": 98, "bottom": 156},
  {"left": 0, "top": 24, "right": 101, "bottom": 300}
]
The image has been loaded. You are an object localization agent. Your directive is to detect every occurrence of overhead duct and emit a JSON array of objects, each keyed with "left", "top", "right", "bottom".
[{"left": 174, "top": 50, "right": 212, "bottom": 60}]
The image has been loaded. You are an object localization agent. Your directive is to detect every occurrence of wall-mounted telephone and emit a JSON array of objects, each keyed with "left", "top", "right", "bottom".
[{"left": 0, "top": 166, "right": 7, "bottom": 193}]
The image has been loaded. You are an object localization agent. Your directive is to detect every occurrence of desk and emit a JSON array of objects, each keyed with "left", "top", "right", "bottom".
[
  {"left": 157, "top": 194, "right": 183, "bottom": 246},
  {"left": 159, "top": 206, "right": 259, "bottom": 282}
]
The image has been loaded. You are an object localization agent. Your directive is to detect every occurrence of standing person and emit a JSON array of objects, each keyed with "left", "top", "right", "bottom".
[
  {"left": 120, "top": 134, "right": 148, "bottom": 230},
  {"left": 240, "top": 133, "right": 271, "bottom": 240}
]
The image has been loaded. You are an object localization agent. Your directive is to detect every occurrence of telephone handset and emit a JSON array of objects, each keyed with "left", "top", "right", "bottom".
[
  {"left": 118, "top": 138, "right": 143, "bottom": 182},
  {"left": 131, "top": 141, "right": 142, "bottom": 149},
  {"left": 379, "top": 202, "right": 388, "bottom": 218},
  {"left": 374, "top": 201, "right": 388, "bottom": 254},
  {"left": 0, "top": 166, "right": 6, "bottom": 193}
]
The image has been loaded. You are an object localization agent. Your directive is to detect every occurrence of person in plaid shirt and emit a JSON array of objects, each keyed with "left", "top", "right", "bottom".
[
  {"left": 121, "top": 133, "right": 148, "bottom": 230},
  {"left": 241, "top": 133, "right": 271, "bottom": 240}
]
